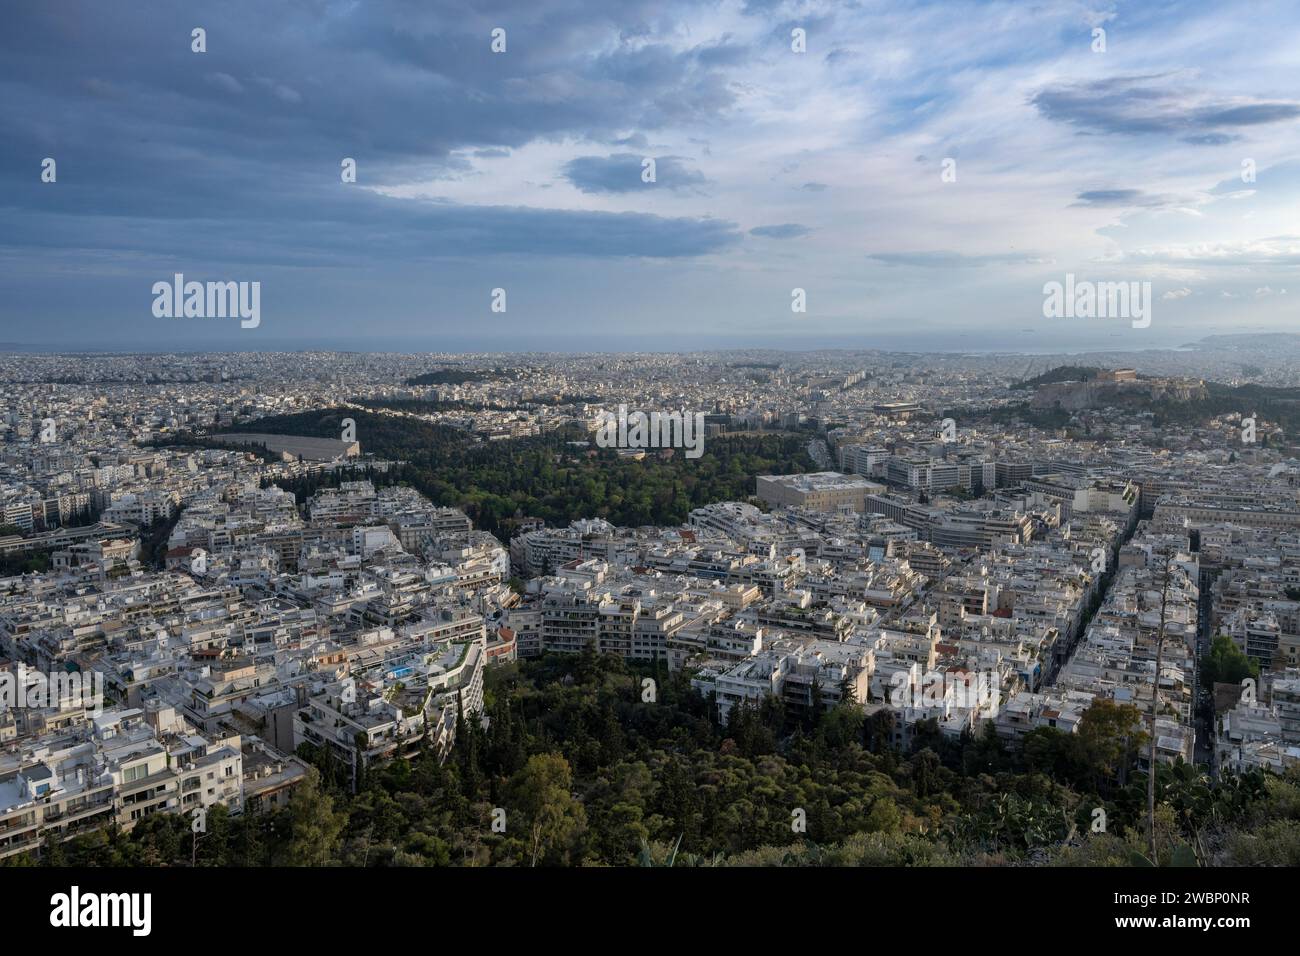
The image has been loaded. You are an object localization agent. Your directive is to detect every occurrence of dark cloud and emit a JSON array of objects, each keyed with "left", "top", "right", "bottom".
[
  {"left": 1200, "top": 104, "right": 1300, "bottom": 126},
  {"left": 0, "top": 0, "right": 748, "bottom": 282},
  {"left": 1031, "top": 74, "right": 1300, "bottom": 136},
  {"left": 1, "top": 186, "right": 742, "bottom": 266},
  {"left": 562, "top": 154, "right": 707, "bottom": 193},
  {"left": 800, "top": 182, "right": 828, "bottom": 192},
  {"left": 1182, "top": 133, "right": 1240, "bottom": 146},
  {"left": 1073, "top": 189, "right": 1178, "bottom": 208},
  {"left": 750, "top": 223, "right": 811, "bottom": 239},
  {"left": 0, "top": 1, "right": 740, "bottom": 184}
]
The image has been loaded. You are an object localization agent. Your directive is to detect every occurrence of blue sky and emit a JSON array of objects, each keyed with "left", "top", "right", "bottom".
[{"left": 2, "top": 0, "right": 1298, "bottom": 352}]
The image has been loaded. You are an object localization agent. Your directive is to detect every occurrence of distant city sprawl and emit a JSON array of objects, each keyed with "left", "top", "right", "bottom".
[{"left": 1, "top": 345, "right": 1299, "bottom": 873}]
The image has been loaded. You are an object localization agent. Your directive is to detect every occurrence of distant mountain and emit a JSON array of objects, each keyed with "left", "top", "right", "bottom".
[{"left": 1183, "top": 333, "right": 1300, "bottom": 351}]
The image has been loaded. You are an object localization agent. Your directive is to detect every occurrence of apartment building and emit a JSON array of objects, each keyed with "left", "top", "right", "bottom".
[
  {"left": 756, "top": 472, "right": 886, "bottom": 512},
  {"left": 0, "top": 703, "right": 242, "bottom": 861}
]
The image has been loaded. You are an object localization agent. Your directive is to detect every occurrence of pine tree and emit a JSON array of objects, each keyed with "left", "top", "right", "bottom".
[
  {"left": 282, "top": 769, "right": 345, "bottom": 866},
  {"left": 837, "top": 673, "right": 857, "bottom": 706},
  {"left": 808, "top": 677, "right": 824, "bottom": 729}
]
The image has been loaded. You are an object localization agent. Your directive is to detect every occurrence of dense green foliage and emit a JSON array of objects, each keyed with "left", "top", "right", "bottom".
[
  {"left": 218, "top": 408, "right": 813, "bottom": 537},
  {"left": 1147, "top": 381, "right": 1300, "bottom": 434},
  {"left": 403, "top": 368, "right": 500, "bottom": 386},
  {"left": 1200, "top": 635, "right": 1260, "bottom": 688},
  {"left": 20, "top": 653, "right": 1298, "bottom": 868},
  {"left": 143, "top": 434, "right": 283, "bottom": 463},
  {"left": 1010, "top": 366, "right": 1103, "bottom": 390},
  {"left": 0, "top": 549, "right": 53, "bottom": 576},
  {"left": 947, "top": 403, "right": 1075, "bottom": 431}
]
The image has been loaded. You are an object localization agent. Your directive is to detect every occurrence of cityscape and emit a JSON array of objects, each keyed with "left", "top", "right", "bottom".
[
  {"left": 1, "top": 0, "right": 1295, "bottom": 932},
  {"left": 2, "top": 343, "right": 1298, "bottom": 875}
]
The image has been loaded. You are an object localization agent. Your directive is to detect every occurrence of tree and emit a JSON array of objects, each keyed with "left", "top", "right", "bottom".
[
  {"left": 864, "top": 797, "right": 901, "bottom": 834},
  {"left": 281, "top": 769, "right": 345, "bottom": 866},
  {"left": 455, "top": 690, "right": 484, "bottom": 799},
  {"left": 41, "top": 835, "right": 66, "bottom": 867},
  {"left": 910, "top": 748, "right": 942, "bottom": 799},
  {"left": 1200, "top": 635, "right": 1258, "bottom": 687},
  {"left": 506, "top": 753, "right": 588, "bottom": 866},
  {"left": 819, "top": 699, "right": 865, "bottom": 751},
  {"left": 232, "top": 810, "right": 265, "bottom": 866},
  {"left": 1077, "top": 698, "right": 1146, "bottom": 792},
  {"left": 837, "top": 673, "right": 858, "bottom": 706},
  {"left": 864, "top": 708, "right": 895, "bottom": 754},
  {"left": 808, "top": 677, "right": 824, "bottom": 729}
]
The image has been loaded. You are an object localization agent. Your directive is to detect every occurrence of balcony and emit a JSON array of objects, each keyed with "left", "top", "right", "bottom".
[{"left": 0, "top": 833, "right": 42, "bottom": 857}]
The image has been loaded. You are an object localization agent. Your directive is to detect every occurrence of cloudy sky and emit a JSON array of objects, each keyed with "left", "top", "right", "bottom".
[{"left": 2, "top": 0, "right": 1298, "bottom": 352}]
